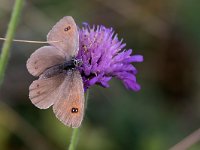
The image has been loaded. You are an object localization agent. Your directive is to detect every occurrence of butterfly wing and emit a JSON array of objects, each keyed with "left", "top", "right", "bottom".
[
  {"left": 29, "top": 73, "right": 65, "bottom": 109},
  {"left": 53, "top": 70, "right": 85, "bottom": 128},
  {"left": 26, "top": 46, "right": 65, "bottom": 77},
  {"left": 47, "top": 16, "right": 79, "bottom": 59}
]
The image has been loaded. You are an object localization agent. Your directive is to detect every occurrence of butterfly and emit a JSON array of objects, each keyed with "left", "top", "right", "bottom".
[{"left": 26, "top": 16, "right": 85, "bottom": 128}]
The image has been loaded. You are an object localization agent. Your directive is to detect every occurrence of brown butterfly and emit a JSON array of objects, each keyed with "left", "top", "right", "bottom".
[{"left": 26, "top": 16, "right": 85, "bottom": 128}]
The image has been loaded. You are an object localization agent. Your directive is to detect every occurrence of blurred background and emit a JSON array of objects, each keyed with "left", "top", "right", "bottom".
[{"left": 0, "top": 0, "right": 200, "bottom": 149}]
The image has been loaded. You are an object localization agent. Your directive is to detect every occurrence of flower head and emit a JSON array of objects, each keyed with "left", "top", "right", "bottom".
[{"left": 77, "top": 23, "right": 143, "bottom": 91}]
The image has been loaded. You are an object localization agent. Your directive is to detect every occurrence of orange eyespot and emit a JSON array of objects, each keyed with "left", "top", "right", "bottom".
[{"left": 64, "top": 26, "right": 71, "bottom": 31}]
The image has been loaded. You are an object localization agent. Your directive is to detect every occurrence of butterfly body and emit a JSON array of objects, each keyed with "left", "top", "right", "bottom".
[
  {"left": 27, "top": 16, "right": 85, "bottom": 128},
  {"left": 40, "top": 58, "right": 82, "bottom": 79}
]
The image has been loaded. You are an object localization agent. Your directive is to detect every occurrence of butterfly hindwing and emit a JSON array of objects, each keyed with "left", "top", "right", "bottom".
[
  {"left": 29, "top": 73, "right": 65, "bottom": 109},
  {"left": 53, "top": 70, "right": 84, "bottom": 128}
]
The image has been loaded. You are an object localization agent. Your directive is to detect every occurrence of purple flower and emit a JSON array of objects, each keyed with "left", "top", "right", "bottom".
[{"left": 77, "top": 23, "right": 143, "bottom": 91}]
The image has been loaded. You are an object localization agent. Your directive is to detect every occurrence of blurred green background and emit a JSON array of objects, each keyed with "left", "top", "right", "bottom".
[{"left": 0, "top": 0, "right": 200, "bottom": 150}]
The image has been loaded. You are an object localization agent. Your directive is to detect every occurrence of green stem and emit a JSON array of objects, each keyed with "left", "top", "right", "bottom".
[
  {"left": 68, "top": 128, "right": 80, "bottom": 150},
  {"left": 0, "top": 0, "right": 24, "bottom": 85},
  {"left": 68, "top": 90, "right": 90, "bottom": 150}
]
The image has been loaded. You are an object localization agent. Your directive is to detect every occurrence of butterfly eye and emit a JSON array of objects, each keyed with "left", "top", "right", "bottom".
[
  {"left": 71, "top": 107, "right": 78, "bottom": 113},
  {"left": 64, "top": 26, "right": 71, "bottom": 31},
  {"left": 74, "top": 59, "right": 78, "bottom": 66}
]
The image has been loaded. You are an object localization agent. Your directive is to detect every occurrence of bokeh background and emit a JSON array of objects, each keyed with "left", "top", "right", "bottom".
[{"left": 0, "top": 0, "right": 200, "bottom": 150}]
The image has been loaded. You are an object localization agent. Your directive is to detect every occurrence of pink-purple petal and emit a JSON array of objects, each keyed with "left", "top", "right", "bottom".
[{"left": 77, "top": 23, "right": 143, "bottom": 91}]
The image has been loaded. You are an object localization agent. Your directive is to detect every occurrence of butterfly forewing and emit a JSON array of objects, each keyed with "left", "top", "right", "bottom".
[
  {"left": 26, "top": 46, "right": 65, "bottom": 77},
  {"left": 47, "top": 16, "right": 79, "bottom": 58},
  {"left": 29, "top": 73, "right": 65, "bottom": 109},
  {"left": 53, "top": 70, "right": 84, "bottom": 128}
]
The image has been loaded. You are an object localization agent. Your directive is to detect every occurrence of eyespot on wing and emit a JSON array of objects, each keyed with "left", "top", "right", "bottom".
[
  {"left": 47, "top": 16, "right": 79, "bottom": 58},
  {"left": 53, "top": 70, "right": 84, "bottom": 128}
]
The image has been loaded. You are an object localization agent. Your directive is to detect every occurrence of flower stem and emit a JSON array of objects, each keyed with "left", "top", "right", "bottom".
[
  {"left": 68, "top": 128, "right": 80, "bottom": 150},
  {"left": 0, "top": 0, "right": 24, "bottom": 85},
  {"left": 68, "top": 90, "right": 89, "bottom": 150}
]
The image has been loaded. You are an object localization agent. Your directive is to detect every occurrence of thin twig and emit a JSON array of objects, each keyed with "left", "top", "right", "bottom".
[
  {"left": 170, "top": 128, "right": 200, "bottom": 150},
  {"left": 0, "top": 37, "right": 60, "bottom": 44}
]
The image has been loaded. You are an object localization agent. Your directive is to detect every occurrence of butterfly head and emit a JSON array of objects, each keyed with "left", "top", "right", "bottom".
[{"left": 72, "top": 58, "right": 83, "bottom": 67}]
